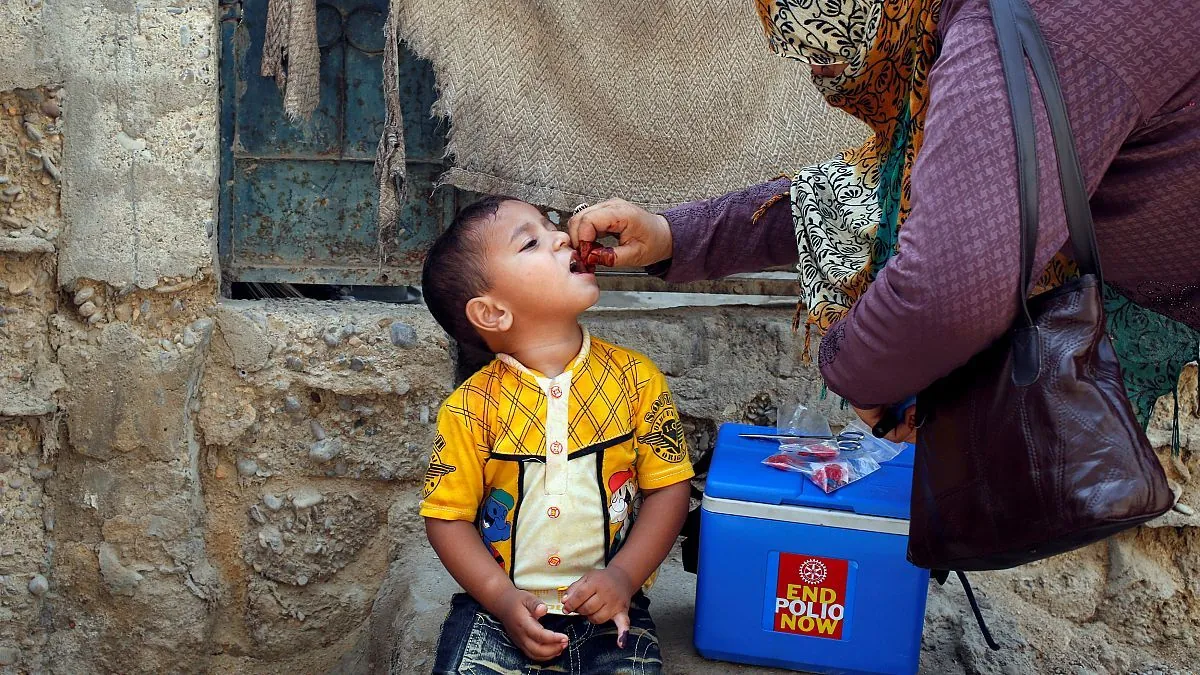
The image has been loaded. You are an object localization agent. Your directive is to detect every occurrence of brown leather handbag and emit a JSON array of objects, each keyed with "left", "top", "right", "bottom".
[{"left": 906, "top": 0, "right": 1173, "bottom": 572}]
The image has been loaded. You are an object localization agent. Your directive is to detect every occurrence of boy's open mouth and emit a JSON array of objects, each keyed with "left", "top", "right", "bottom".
[{"left": 569, "top": 252, "right": 588, "bottom": 275}]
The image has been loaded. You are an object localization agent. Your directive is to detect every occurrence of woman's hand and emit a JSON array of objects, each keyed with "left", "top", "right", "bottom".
[
  {"left": 852, "top": 405, "right": 918, "bottom": 444},
  {"left": 567, "top": 199, "right": 673, "bottom": 268}
]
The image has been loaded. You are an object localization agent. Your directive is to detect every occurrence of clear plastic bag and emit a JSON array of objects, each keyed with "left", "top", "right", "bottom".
[
  {"left": 776, "top": 398, "right": 832, "bottom": 438},
  {"left": 762, "top": 419, "right": 906, "bottom": 493},
  {"left": 763, "top": 453, "right": 882, "bottom": 494}
]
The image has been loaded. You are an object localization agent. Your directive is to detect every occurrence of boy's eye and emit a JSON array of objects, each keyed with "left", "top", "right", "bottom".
[{"left": 521, "top": 239, "right": 537, "bottom": 252}]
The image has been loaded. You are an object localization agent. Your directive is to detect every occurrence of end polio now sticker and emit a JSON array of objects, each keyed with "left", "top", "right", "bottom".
[{"left": 773, "top": 553, "right": 849, "bottom": 639}]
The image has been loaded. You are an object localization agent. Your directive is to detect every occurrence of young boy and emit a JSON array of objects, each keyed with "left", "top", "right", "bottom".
[{"left": 419, "top": 196, "right": 694, "bottom": 674}]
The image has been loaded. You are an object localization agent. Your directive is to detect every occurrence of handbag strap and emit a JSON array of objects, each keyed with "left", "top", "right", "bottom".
[{"left": 989, "top": 0, "right": 1104, "bottom": 329}]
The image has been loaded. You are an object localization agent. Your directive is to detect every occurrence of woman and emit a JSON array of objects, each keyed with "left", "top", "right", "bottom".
[{"left": 569, "top": 0, "right": 1200, "bottom": 441}]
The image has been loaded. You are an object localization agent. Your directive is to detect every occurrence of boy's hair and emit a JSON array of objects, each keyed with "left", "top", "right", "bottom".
[{"left": 421, "top": 196, "right": 514, "bottom": 357}]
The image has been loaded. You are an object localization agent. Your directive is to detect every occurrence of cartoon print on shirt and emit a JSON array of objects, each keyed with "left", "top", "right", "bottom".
[
  {"left": 608, "top": 469, "right": 639, "bottom": 551},
  {"left": 479, "top": 488, "right": 514, "bottom": 566}
]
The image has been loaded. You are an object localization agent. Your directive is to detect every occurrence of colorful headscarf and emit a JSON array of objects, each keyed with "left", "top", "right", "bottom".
[
  {"left": 756, "top": 0, "right": 942, "bottom": 342},
  {"left": 757, "top": 0, "right": 1198, "bottom": 433}
]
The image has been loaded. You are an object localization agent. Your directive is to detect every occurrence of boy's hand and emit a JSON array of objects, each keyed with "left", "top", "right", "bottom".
[
  {"left": 561, "top": 567, "right": 635, "bottom": 646},
  {"left": 494, "top": 588, "right": 569, "bottom": 661}
]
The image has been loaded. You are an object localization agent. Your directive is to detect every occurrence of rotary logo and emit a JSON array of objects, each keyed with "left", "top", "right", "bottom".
[{"left": 799, "top": 558, "right": 828, "bottom": 585}]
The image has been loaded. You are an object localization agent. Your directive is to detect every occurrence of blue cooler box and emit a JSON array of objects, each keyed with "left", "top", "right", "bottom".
[{"left": 694, "top": 423, "right": 929, "bottom": 675}]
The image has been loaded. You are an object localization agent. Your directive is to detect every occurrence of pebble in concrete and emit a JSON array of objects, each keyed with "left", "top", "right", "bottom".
[
  {"left": 283, "top": 395, "right": 302, "bottom": 413},
  {"left": 258, "top": 526, "right": 284, "bottom": 554},
  {"left": 262, "top": 493, "right": 283, "bottom": 511},
  {"left": 27, "top": 575, "right": 47, "bottom": 596},
  {"left": 0, "top": 646, "right": 19, "bottom": 666},
  {"left": 236, "top": 457, "right": 258, "bottom": 477},
  {"left": 390, "top": 321, "right": 417, "bottom": 348},
  {"left": 248, "top": 505, "right": 267, "bottom": 525},
  {"left": 292, "top": 488, "right": 322, "bottom": 509},
  {"left": 310, "top": 438, "right": 341, "bottom": 463}
]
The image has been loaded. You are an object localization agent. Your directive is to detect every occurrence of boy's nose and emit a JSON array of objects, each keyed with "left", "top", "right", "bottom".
[{"left": 552, "top": 230, "right": 571, "bottom": 248}]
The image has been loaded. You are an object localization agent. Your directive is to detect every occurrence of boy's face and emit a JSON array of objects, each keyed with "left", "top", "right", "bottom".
[{"left": 479, "top": 200, "right": 601, "bottom": 326}]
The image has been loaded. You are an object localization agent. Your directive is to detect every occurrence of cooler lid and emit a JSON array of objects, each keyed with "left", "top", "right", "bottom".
[{"left": 704, "top": 422, "right": 915, "bottom": 521}]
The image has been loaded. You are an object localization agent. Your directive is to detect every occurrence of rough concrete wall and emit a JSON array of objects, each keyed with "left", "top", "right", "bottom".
[
  {"left": 1, "top": 1, "right": 222, "bottom": 672},
  {"left": 197, "top": 301, "right": 452, "bottom": 672},
  {"left": 0, "top": 83, "right": 67, "bottom": 673},
  {"left": 3, "top": 0, "right": 218, "bottom": 289}
]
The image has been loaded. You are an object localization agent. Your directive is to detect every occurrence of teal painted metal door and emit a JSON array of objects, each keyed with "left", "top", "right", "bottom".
[{"left": 218, "top": 0, "right": 461, "bottom": 287}]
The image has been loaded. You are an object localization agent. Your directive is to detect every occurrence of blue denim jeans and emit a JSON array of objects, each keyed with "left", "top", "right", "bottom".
[{"left": 431, "top": 592, "right": 663, "bottom": 674}]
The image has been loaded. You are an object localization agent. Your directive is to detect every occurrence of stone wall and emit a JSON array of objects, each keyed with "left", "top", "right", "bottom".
[
  {"left": 1, "top": 1, "right": 1198, "bottom": 674},
  {"left": 2, "top": 1, "right": 222, "bottom": 670}
]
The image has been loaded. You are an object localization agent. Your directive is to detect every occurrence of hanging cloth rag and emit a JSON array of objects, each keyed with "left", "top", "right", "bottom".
[
  {"left": 375, "top": 2, "right": 407, "bottom": 241},
  {"left": 261, "top": 0, "right": 321, "bottom": 122}
]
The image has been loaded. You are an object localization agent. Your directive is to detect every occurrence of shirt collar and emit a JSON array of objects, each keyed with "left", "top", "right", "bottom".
[{"left": 497, "top": 327, "right": 591, "bottom": 386}]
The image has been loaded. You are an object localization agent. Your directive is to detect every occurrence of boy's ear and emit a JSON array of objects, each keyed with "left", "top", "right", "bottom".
[{"left": 465, "top": 295, "right": 513, "bottom": 336}]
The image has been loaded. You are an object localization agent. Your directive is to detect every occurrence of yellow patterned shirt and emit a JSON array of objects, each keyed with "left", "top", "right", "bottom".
[{"left": 419, "top": 329, "right": 694, "bottom": 613}]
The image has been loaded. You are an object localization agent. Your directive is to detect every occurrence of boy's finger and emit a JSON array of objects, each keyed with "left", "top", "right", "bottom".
[
  {"left": 520, "top": 637, "right": 565, "bottom": 662},
  {"left": 561, "top": 577, "right": 594, "bottom": 612},
  {"left": 613, "top": 611, "right": 631, "bottom": 649},
  {"left": 517, "top": 613, "right": 569, "bottom": 648},
  {"left": 519, "top": 594, "right": 549, "bottom": 619},
  {"left": 575, "top": 595, "right": 606, "bottom": 620}
]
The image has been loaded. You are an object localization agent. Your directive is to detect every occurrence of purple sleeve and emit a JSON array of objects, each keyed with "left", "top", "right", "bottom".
[
  {"left": 818, "top": 17, "right": 1139, "bottom": 408},
  {"left": 651, "top": 178, "right": 796, "bottom": 282}
]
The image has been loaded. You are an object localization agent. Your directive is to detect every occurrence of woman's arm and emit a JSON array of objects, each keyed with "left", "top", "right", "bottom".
[
  {"left": 567, "top": 178, "right": 797, "bottom": 280},
  {"left": 819, "top": 16, "right": 1138, "bottom": 408},
  {"left": 653, "top": 177, "right": 797, "bottom": 282}
]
